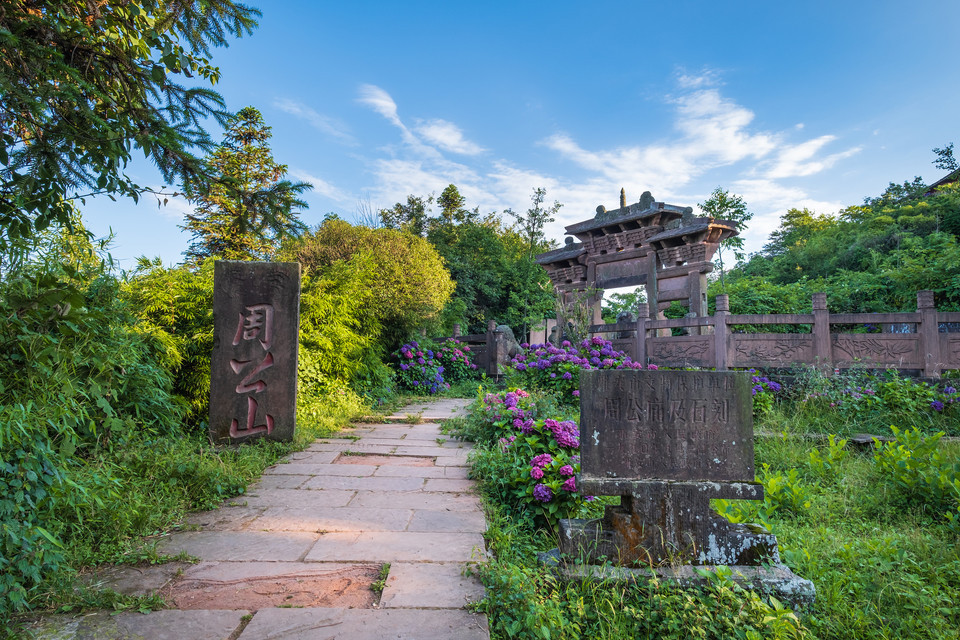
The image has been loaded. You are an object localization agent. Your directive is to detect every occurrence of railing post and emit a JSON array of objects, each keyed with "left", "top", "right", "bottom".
[
  {"left": 918, "top": 290, "right": 941, "bottom": 379},
  {"left": 714, "top": 295, "right": 729, "bottom": 371},
  {"left": 486, "top": 320, "right": 502, "bottom": 378},
  {"left": 453, "top": 323, "right": 461, "bottom": 338},
  {"left": 812, "top": 292, "right": 832, "bottom": 374},
  {"left": 636, "top": 302, "right": 648, "bottom": 365}
]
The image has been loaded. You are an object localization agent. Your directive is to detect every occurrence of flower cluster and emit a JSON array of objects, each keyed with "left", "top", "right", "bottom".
[
  {"left": 476, "top": 387, "right": 590, "bottom": 529},
  {"left": 392, "top": 341, "right": 450, "bottom": 394},
  {"left": 508, "top": 336, "right": 655, "bottom": 403},
  {"left": 749, "top": 369, "right": 783, "bottom": 416},
  {"left": 433, "top": 338, "right": 478, "bottom": 383}
]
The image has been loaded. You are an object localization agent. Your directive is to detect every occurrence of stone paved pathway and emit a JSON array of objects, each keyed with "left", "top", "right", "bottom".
[{"left": 21, "top": 399, "right": 490, "bottom": 640}]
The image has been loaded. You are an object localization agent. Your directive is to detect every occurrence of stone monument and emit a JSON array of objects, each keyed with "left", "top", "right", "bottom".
[
  {"left": 209, "top": 261, "right": 301, "bottom": 445},
  {"left": 549, "top": 369, "right": 815, "bottom": 607}
]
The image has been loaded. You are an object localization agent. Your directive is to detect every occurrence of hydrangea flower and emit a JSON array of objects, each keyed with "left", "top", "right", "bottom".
[
  {"left": 533, "top": 484, "right": 553, "bottom": 502},
  {"left": 531, "top": 453, "right": 553, "bottom": 468},
  {"left": 530, "top": 467, "right": 544, "bottom": 480},
  {"left": 561, "top": 477, "right": 576, "bottom": 492},
  {"left": 559, "top": 465, "right": 574, "bottom": 477}
]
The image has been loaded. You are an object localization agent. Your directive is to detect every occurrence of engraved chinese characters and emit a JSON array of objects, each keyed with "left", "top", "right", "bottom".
[
  {"left": 579, "top": 370, "right": 753, "bottom": 485},
  {"left": 209, "top": 262, "right": 301, "bottom": 444}
]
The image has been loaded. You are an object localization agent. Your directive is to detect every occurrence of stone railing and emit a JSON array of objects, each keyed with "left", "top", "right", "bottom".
[{"left": 584, "top": 291, "right": 960, "bottom": 379}]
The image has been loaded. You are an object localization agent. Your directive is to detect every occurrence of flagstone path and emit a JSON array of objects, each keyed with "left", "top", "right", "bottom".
[{"left": 22, "top": 398, "right": 490, "bottom": 639}]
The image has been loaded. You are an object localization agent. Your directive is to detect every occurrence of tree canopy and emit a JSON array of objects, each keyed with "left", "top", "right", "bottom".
[
  {"left": 0, "top": 0, "right": 260, "bottom": 256},
  {"left": 180, "top": 106, "right": 310, "bottom": 261}
]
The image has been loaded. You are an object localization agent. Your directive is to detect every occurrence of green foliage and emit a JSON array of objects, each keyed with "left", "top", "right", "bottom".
[
  {"left": 0, "top": 0, "right": 260, "bottom": 252},
  {"left": 279, "top": 218, "right": 454, "bottom": 347},
  {"left": 122, "top": 258, "right": 216, "bottom": 425},
  {"left": 729, "top": 175, "right": 960, "bottom": 311},
  {"left": 380, "top": 184, "right": 557, "bottom": 337},
  {"left": 806, "top": 435, "right": 849, "bottom": 483},
  {"left": 872, "top": 427, "right": 960, "bottom": 531},
  {"left": 181, "top": 106, "right": 311, "bottom": 262}
]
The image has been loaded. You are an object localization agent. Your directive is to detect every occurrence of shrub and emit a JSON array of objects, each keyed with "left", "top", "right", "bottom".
[
  {"left": 432, "top": 338, "right": 478, "bottom": 384},
  {"left": 468, "top": 388, "right": 588, "bottom": 530},
  {"left": 872, "top": 426, "right": 960, "bottom": 532},
  {"left": 392, "top": 341, "right": 449, "bottom": 394},
  {"left": 508, "top": 336, "right": 652, "bottom": 403}
]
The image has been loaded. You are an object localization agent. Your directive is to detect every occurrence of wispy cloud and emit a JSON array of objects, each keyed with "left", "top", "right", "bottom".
[
  {"left": 342, "top": 72, "right": 859, "bottom": 253},
  {"left": 764, "top": 135, "right": 861, "bottom": 179},
  {"left": 415, "top": 119, "right": 484, "bottom": 155},
  {"left": 273, "top": 98, "right": 355, "bottom": 144},
  {"left": 290, "top": 170, "right": 351, "bottom": 203}
]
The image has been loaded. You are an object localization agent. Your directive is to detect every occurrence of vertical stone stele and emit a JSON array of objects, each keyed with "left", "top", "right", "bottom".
[
  {"left": 209, "top": 261, "right": 301, "bottom": 445},
  {"left": 542, "top": 369, "right": 816, "bottom": 609}
]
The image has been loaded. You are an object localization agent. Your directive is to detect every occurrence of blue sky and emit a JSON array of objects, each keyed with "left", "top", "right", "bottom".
[{"left": 84, "top": 1, "right": 960, "bottom": 268}]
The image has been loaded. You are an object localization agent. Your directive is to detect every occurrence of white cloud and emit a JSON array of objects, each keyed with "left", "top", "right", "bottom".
[
  {"left": 273, "top": 99, "right": 354, "bottom": 144},
  {"left": 675, "top": 68, "right": 723, "bottom": 89},
  {"left": 289, "top": 170, "right": 351, "bottom": 203},
  {"left": 765, "top": 135, "right": 861, "bottom": 179},
  {"left": 346, "top": 76, "right": 860, "bottom": 257},
  {"left": 415, "top": 119, "right": 484, "bottom": 155}
]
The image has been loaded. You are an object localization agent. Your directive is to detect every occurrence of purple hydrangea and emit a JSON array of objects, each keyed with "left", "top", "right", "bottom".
[
  {"left": 931, "top": 400, "right": 945, "bottom": 412},
  {"left": 531, "top": 453, "right": 553, "bottom": 468},
  {"left": 533, "top": 484, "right": 553, "bottom": 502},
  {"left": 559, "top": 465, "right": 575, "bottom": 477},
  {"left": 561, "top": 477, "right": 577, "bottom": 492},
  {"left": 530, "top": 467, "right": 544, "bottom": 480}
]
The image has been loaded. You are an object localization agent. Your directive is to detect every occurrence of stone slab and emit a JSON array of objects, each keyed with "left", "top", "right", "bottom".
[
  {"left": 244, "top": 474, "right": 311, "bottom": 490},
  {"left": 82, "top": 562, "right": 190, "bottom": 597},
  {"left": 308, "top": 443, "right": 398, "bottom": 454},
  {"left": 287, "top": 450, "right": 340, "bottom": 463},
  {"left": 209, "top": 260, "right": 300, "bottom": 445},
  {"left": 184, "top": 506, "right": 265, "bottom": 531},
  {"left": 290, "top": 463, "right": 378, "bottom": 477},
  {"left": 350, "top": 490, "right": 479, "bottom": 511},
  {"left": 444, "top": 466, "right": 472, "bottom": 479},
  {"left": 180, "top": 561, "right": 376, "bottom": 582},
  {"left": 394, "top": 445, "right": 468, "bottom": 457},
  {"left": 238, "top": 608, "right": 488, "bottom": 640},
  {"left": 157, "top": 530, "right": 318, "bottom": 562},
  {"left": 242, "top": 488, "right": 356, "bottom": 509},
  {"left": 301, "top": 475, "right": 425, "bottom": 492},
  {"left": 250, "top": 507, "right": 413, "bottom": 532},
  {"left": 305, "top": 532, "right": 486, "bottom": 562},
  {"left": 20, "top": 609, "right": 247, "bottom": 640},
  {"left": 408, "top": 509, "right": 487, "bottom": 533},
  {"left": 423, "top": 478, "right": 476, "bottom": 492},
  {"left": 262, "top": 462, "right": 332, "bottom": 476},
  {"left": 380, "top": 562, "right": 486, "bottom": 609},
  {"left": 373, "top": 465, "right": 446, "bottom": 478},
  {"left": 580, "top": 369, "right": 754, "bottom": 485},
  {"left": 434, "top": 457, "right": 472, "bottom": 467}
]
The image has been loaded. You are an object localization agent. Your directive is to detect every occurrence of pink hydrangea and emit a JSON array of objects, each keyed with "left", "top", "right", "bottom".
[
  {"left": 559, "top": 465, "right": 574, "bottom": 477},
  {"left": 530, "top": 467, "right": 544, "bottom": 480},
  {"left": 561, "top": 477, "right": 576, "bottom": 492}
]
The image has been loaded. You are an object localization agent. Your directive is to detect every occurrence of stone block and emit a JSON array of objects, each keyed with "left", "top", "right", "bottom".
[
  {"left": 237, "top": 608, "right": 488, "bottom": 640},
  {"left": 209, "top": 261, "right": 300, "bottom": 444},
  {"left": 157, "top": 530, "right": 318, "bottom": 562},
  {"left": 380, "top": 562, "right": 486, "bottom": 609},
  {"left": 305, "top": 532, "right": 486, "bottom": 563}
]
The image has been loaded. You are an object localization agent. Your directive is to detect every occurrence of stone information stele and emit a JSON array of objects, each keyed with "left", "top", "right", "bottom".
[
  {"left": 209, "top": 261, "right": 301, "bottom": 445},
  {"left": 547, "top": 368, "right": 815, "bottom": 609}
]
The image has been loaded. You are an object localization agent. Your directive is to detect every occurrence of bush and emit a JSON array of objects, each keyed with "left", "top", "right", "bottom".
[
  {"left": 508, "top": 336, "right": 652, "bottom": 403},
  {"left": 392, "top": 341, "right": 449, "bottom": 394},
  {"left": 432, "top": 338, "right": 479, "bottom": 384},
  {"left": 468, "top": 388, "right": 587, "bottom": 531},
  {"left": 872, "top": 426, "right": 960, "bottom": 532}
]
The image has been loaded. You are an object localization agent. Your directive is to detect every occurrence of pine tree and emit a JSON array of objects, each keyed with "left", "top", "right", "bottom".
[{"left": 181, "top": 107, "right": 311, "bottom": 261}]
